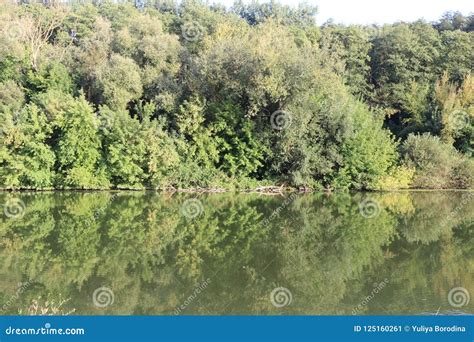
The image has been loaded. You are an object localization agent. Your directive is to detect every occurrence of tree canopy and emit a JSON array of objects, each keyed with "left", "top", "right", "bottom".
[{"left": 0, "top": 1, "right": 472, "bottom": 190}]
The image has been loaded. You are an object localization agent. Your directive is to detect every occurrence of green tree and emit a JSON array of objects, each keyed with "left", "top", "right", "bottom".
[
  {"left": 0, "top": 104, "right": 55, "bottom": 189},
  {"left": 53, "top": 95, "right": 108, "bottom": 189},
  {"left": 319, "top": 24, "right": 373, "bottom": 99},
  {"left": 96, "top": 54, "right": 143, "bottom": 111}
]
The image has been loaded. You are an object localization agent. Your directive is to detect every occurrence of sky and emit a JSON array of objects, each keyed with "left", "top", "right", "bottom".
[{"left": 212, "top": 0, "right": 474, "bottom": 25}]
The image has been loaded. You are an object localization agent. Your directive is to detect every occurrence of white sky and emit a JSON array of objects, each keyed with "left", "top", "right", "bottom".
[{"left": 212, "top": 0, "right": 474, "bottom": 25}]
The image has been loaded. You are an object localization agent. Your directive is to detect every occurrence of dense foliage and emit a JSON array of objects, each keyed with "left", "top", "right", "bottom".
[{"left": 0, "top": 1, "right": 472, "bottom": 190}]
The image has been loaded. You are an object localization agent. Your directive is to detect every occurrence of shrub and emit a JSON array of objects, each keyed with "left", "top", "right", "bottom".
[
  {"left": 373, "top": 166, "right": 415, "bottom": 190},
  {"left": 451, "top": 158, "right": 474, "bottom": 189},
  {"left": 401, "top": 133, "right": 473, "bottom": 189},
  {"left": 334, "top": 101, "right": 399, "bottom": 190}
]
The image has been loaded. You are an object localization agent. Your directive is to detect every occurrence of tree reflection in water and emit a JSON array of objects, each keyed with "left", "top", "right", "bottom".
[{"left": 0, "top": 191, "right": 472, "bottom": 315}]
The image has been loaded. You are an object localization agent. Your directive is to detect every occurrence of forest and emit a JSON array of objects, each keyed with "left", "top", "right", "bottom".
[{"left": 0, "top": 1, "right": 473, "bottom": 190}]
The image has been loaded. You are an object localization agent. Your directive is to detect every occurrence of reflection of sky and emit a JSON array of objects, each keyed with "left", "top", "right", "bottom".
[{"left": 212, "top": 0, "right": 473, "bottom": 25}]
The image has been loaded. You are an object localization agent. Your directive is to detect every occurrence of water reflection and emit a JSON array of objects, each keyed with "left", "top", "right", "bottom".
[{"left": 0, "top": 191, "right": 472, "bottom": 315}]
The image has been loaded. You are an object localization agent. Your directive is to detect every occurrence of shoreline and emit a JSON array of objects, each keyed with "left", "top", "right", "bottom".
[{"left": 0, "top": 187, "right": 472, "bottom": 194}]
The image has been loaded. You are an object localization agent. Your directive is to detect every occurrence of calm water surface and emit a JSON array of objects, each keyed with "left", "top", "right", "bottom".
[{"left": 0, "top": 191, "right": 472, "bottom": 315}]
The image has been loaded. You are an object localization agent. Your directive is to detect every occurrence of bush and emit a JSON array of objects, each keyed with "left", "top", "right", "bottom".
[
  {"left": 372, "top": 166, "right": 415, "bottom": 190},
  {"left": 334, "top": 101, "right": 399, "bottom": 190},
  {"left": 401, "top": 133, "right": 473, "bottom": 189},
  {"left": 452, "top": 159, "right": 474, "bottom": 189}
]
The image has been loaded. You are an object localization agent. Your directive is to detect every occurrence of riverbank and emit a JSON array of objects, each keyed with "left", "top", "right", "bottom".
[
  {"left": 1, "top": 2, "right": 473, "bottom": 207},
  {"left": 0, "top": 186, "right": 472, "bottom": 193}
]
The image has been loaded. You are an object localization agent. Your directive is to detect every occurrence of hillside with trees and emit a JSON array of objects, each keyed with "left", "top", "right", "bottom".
[{"left": 0, "top": 1, "right": 472, "bottom": 190}]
